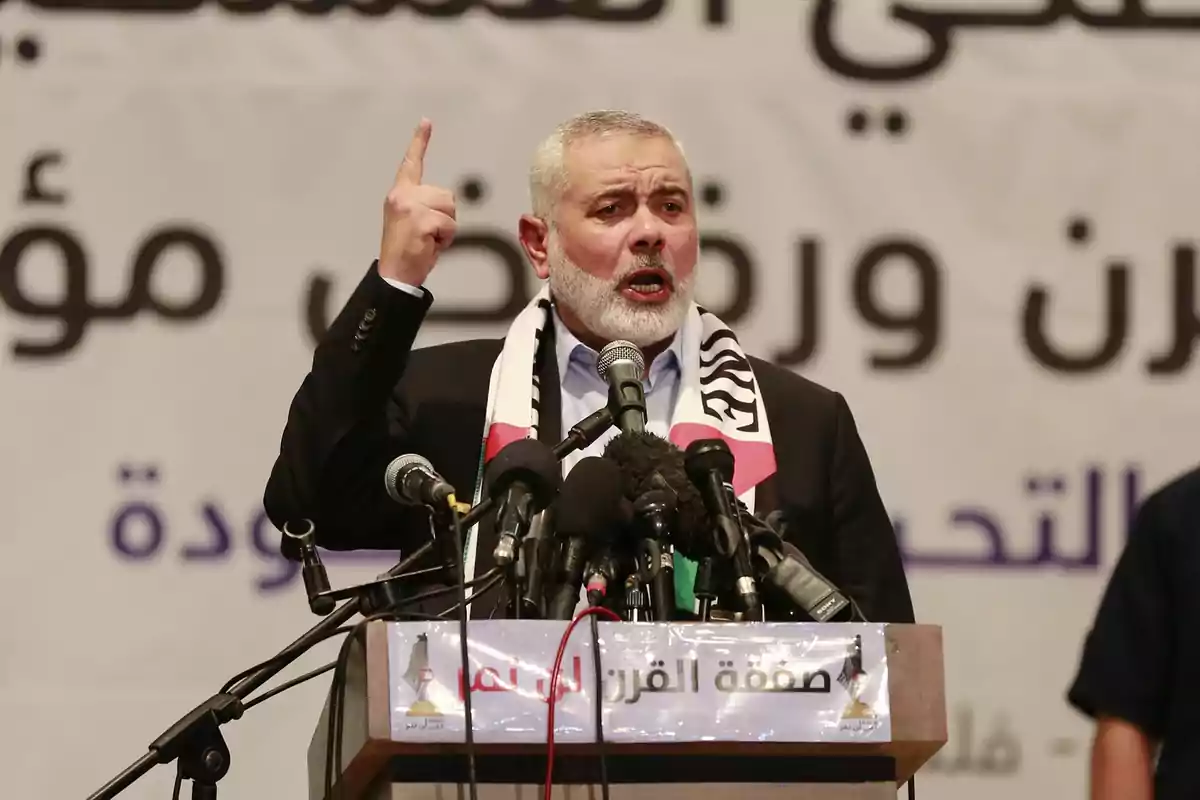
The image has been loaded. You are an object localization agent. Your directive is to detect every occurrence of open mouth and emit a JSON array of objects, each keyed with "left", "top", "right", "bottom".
[{"left": 619, "top": 268, "right": 673, "bottom": 303}]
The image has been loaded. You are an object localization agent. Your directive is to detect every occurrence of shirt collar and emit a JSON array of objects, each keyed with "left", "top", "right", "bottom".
[{"left": 551, "top": 306, "right": 682, "bottom": 391}]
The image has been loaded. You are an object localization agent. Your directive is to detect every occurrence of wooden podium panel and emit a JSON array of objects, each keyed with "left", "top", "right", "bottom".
[{"left": 307, "top": 623, "right": 946, "bottom": 800}]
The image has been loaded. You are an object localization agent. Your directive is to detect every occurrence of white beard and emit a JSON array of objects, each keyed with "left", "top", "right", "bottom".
[{"left": 545, "top": 235, "right": 694, "bottom": 349}]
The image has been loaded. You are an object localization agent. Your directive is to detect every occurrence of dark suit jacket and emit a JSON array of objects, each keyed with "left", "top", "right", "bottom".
[{"left": 263, "top": 264, "right": 916, "bottom": 624}]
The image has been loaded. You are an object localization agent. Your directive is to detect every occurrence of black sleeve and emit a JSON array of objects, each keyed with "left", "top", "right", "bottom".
[
  {"left": 1067, "top": 489, "right": 1174, "bottom": 738},
  {"left": 827, "top": 392, "right": 917, "bottom": 624},
  {"left": 263, "top": 262, "right": 436, "bottom": 560}
]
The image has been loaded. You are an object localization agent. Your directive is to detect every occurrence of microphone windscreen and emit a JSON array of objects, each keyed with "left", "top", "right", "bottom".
[
  {"left": 484, "top": 438, "right": 561, "bottom": 505},
  {"left": 556, "top": 456, "right": 631, "bottom": 542},
  {"left": 601, "top": 431, "right": 712, "bottom": 558}
]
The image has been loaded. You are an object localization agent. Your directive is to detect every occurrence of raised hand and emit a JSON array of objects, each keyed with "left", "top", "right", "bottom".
[{"left": 378, "top": 118, "right": 458, "bottom": 286}]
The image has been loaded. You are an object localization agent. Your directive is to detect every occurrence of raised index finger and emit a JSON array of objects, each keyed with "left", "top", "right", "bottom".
[{"left": 396, "top": 118, "right": 432, "bottom": 184}]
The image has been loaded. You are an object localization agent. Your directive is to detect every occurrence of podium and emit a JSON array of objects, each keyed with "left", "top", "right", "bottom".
[{"left": 307, "top": 621, "right": 946, "bottom": 800}]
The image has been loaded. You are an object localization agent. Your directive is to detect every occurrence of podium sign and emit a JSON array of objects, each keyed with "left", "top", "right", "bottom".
[
  {"left": 387, "top": 621, "right": 891, "bottom": 744},
  {"left": 309, "top": 622, "right": 946, "bottom": 800}
]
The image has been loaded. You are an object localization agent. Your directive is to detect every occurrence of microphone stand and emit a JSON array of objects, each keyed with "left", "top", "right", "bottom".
[
  {"left": 517, "top": 507, "right": 552, "bottom": 618},
  {"left": 693, "top": 557, "right": 718, "bottom": 622},
  {"left": 86, "top": 408, "right": 615, "bottom": 800}
]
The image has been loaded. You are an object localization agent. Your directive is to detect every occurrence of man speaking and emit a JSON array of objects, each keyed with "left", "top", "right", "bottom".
[{"left": 262, "top": 110, "right": 915, "bottom": 624}]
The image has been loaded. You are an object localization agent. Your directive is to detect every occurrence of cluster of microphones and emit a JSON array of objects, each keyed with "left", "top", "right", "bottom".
[{"left": 292, "top": 340, "right": 856, "bottom": 624}]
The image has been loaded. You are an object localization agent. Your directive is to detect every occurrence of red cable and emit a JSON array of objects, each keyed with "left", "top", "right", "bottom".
[{"left": 544, "top": 605, "right": 621, "bottom": 800}]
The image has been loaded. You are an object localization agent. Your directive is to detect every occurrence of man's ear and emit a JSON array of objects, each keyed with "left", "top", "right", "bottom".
[{"left": 518, "top": 215, "right": 551, "bottom": 280}]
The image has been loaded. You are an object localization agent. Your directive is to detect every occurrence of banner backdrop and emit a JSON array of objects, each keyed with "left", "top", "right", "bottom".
[{"left": 3, "top": 1, "right": 1199, "bottom": 797}]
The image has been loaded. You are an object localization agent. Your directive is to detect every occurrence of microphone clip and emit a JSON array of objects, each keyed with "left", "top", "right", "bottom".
[
  {"left": 283, "top": 519, "right": 461, "bottom": 617},
  {"left": 282, "top": 519, "right": 335, "bottom": 616}
]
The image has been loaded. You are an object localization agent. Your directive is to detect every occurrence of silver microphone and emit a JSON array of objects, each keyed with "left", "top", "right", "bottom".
[
  {"left": 384, "top": 454, "right": 456, "bottom": 506},
  {"left": 597, "top": 340, "right": 647, "bottom": 434}
]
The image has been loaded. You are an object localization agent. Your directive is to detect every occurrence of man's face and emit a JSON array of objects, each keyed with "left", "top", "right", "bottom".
[{"left": 529, "top": 132, "right": 699, "bottom": 349}]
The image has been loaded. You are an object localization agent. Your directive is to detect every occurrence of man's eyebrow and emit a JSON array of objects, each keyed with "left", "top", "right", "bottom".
[
  {"left": 585, "top": 186, "right": 631, "bottom": 203},
  {"left": 583, "top": 182, "right": 690, "bottom": 204}
]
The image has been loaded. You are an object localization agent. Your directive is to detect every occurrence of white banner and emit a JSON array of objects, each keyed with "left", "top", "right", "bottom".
[
  {"left": 4, "top": 1, "right": 1200, "bottom": 798},
  {"left": 386, "top": 621, "right": 891, "bottom": 744}
]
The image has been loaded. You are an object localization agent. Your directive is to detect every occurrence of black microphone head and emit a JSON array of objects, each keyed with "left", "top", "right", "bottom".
[
  {"left": 555, "top": 456, "right": 632, "bottom": 543},
  {"left": 596, "top": 340, "right": 645, "bottom": 384},
  {"left": 602, "top": 431, "right": 711, "bottom": 557},
  {"left": 684, "top": 438, "right": 735, "bottom": 484},
  {"left": 485, "top": 438, "right": 561, "bottom": 506}
]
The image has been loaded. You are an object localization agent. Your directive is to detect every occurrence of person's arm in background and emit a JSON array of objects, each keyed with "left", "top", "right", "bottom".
[
  {"left": 1090, "top": 717, "right": 1156, "bottom": 800},
  {"left": 1068, "top": 480, "right": 1176, "bottom": 800}
]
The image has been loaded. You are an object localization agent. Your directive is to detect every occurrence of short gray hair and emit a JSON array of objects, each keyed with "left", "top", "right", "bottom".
[{"left": 529, "top": 110, "right": 688, "bottom": 220}]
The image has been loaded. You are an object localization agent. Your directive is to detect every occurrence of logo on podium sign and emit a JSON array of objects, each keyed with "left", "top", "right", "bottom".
[
  {"left": 837, "top": 635, "right": 880, "bottom": 730},
  {"left": 401, "top": 633, "right": 443, "bottom": 728}
]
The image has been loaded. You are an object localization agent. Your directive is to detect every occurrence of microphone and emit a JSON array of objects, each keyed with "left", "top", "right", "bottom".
[
  {"left": 602, "top": 430, "right": 716, "bottom": 619},
  {"left": 384, "top": 454, "right": 456, "bottom": 507},
  {"left": 600, "top": 434, "right": 720, "bottom": 623},
  {"left": 547, "top": 457, "right": 630, "bottom": 620},
  {"left": 518, "top": 507, "right": 553, "bottom": 618},
  {"left": 683, "top": 438, "right": 762, "bottom": 619},
  {"left": 281, "top": 519, "right": 335, "bottom": 616},
  {"left": 597, "top": 340, "right": 647, "bottom": 434},
  {"left": 486, "top": 439, "right": 561, "bottom": 567},
  {"left": 632, "top": 489, "right": 677, "bottom": 621},
  {"left": 748, "top": 513, "right": 852, "bottom": 622},
  {"left": 601, "top": 430, "right": 710, "bottom": 560}
]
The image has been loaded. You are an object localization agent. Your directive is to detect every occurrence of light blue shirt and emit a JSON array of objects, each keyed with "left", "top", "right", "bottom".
[{"left": 551, "top": 308, "right": 682, "bottom": 476}]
